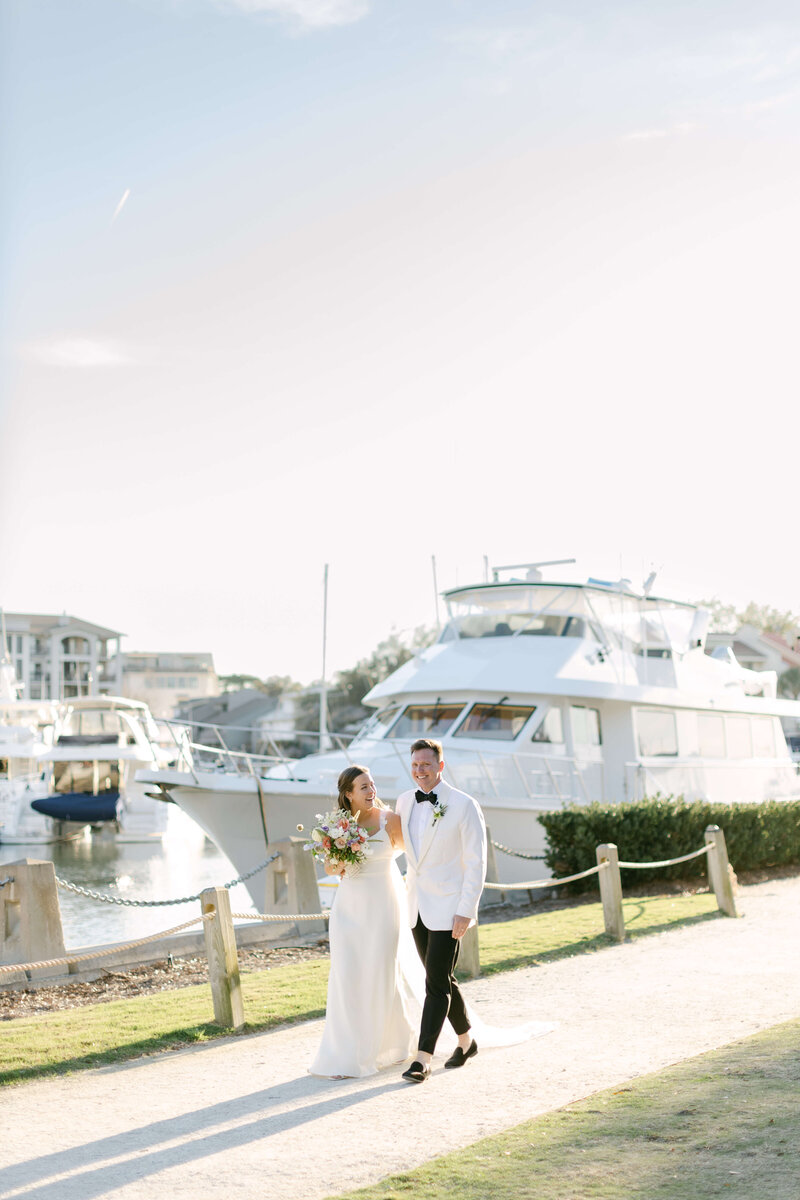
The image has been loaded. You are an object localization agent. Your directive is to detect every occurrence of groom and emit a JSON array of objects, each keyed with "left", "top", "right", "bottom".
[{"left": 396, "top": 737, "right": 487, "bottom": 1083}]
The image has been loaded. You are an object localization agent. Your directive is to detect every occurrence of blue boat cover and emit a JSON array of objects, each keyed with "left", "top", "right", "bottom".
[{"left": 31, "top": 793, "right": 122, "bottom": 823}]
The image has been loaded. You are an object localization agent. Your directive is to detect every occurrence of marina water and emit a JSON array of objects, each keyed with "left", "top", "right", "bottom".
[{"left": 0, "top": 809, "right": 260, "bottom": 950}]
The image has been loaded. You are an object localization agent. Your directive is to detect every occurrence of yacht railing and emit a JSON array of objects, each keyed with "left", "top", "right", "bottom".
[
  {"left": 153, "top": 718, "right": 357, "bottom": 783},
  {"left": 148, "top": 717, "right": 600, "bottom": 806},
  {"left": 437, "top": 746, "right": 599, "bottom": 807}
]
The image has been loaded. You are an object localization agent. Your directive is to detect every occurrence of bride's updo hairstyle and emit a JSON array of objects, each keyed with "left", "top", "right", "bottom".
[{"left": 337, "top": 764, "right": 385, "bottom": 813}]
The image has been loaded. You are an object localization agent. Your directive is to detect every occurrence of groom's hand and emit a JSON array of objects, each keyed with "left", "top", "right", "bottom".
[{"left": 452, "top": 915, "right": 471, "bottom": 940}]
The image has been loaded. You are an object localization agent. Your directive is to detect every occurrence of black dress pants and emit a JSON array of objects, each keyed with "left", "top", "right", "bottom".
[{"left": 412, "top": 916, "right": 471, "bottom": 1055}]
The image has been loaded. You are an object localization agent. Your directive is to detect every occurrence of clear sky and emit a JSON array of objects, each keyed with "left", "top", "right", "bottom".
[{"left": 2, "top": 0, "right": 798, "bottom": 683}]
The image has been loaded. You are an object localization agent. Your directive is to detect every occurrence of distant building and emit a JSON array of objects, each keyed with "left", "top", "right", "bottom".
[
  {"left": 176, "top": 688, "right": 284, "bottom": 754},
  {"left": 121, "top": 652, "right": 219, "bottom": 718},
  {"left": 255, "top": 690, "right": 305, "bottom": 753},
  {"left": 706, "top": 624, "right": 800, "bottom": 677},
  {"left": 2, "top": 612, "right": 123, "bottom": 700}
]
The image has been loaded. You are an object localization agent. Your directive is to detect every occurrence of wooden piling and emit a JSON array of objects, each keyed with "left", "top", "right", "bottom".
[
  {"left": 201, "top": 887, "right": 245, "bottom": 1029},
  {"left": 704, "top": 826, "right": 738, "bottom": 917},
  {"left": 596, "top": 843, "right": 625, "bottom": 941},
  {"left": 0, "top": 859, "right": 66, "bottom": 979}
]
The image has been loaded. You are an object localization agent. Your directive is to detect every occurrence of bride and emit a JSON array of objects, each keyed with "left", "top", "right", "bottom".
[{"left": 309, "top": 764, "right": 417, "bottom": 1078}]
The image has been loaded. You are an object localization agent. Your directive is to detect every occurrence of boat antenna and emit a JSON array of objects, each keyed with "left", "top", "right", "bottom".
[{"left": 642, "top": 570, "right": 658, "bottom": 597}]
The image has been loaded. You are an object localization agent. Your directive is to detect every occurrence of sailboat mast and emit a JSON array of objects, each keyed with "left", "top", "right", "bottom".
[{"left": 320, "top": 563, "right": 329, "bottom": 752}]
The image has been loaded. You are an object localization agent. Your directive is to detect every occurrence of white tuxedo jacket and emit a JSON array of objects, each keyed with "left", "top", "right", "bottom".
[{"left": 396, "top": 778, "right": 487, "bottom": 931}]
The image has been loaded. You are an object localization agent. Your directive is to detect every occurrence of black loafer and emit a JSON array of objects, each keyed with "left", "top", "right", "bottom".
[
  {"left": 402, "top": 1061, "right": 431, "bottom": 1083},
  {"left": 444, "top": 1039, "right": 478, "bottom": 1069}
]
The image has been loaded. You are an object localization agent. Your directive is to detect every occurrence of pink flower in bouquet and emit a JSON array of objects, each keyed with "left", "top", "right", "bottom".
[
  {"left": 334, "top": 836, "right": 348, "bottom": 849},
  {"left": 323, "top": 837, "right": 332, "bottom": 851}
]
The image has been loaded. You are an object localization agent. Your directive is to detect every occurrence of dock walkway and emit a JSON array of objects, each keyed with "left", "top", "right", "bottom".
[{"left": 2, "top": 874, "right": 799, "bottom": 1200}]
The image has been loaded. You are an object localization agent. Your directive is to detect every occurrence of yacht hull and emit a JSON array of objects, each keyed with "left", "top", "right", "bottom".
[{"left": 138, "top": 770, "right": 558, "bottom": 907}]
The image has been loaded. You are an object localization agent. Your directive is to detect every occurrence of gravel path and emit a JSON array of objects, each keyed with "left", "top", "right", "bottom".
[{"left": 2, "top": 875, "right": 799, "bottom": 1200}]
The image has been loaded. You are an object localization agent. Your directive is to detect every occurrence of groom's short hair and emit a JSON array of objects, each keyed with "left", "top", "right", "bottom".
[{"left": 410, "top": 737, "right": 443, "bottom": 759}]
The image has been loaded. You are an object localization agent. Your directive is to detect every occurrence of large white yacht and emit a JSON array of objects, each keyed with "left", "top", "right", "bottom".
[{"left": 137, "top": 564, "right": 800, "bottom": 904}]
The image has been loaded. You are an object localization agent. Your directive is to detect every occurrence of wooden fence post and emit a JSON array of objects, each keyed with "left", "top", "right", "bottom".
[
  {"left": 201, "top": 887, "right": 245, "bottom": 1030},
  {"left": 264, "top": 838, "right": 327, "bottom": 937},
  {"left": 459, "top": 921, "right": 480, "bottom": 979},
  {"left": 0, "top": 859, "right": 66, "bottom": 979},
  {"left": 596, "top": 843, "right": 625, "bottom": 941},
  {"left": 704, "top": 826, "right": 738, "bottom": 917}
]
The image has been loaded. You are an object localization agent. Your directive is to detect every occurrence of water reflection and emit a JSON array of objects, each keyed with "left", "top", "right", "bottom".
[{"left": 0, "top": 809, "right": 257, "bottom": 949}]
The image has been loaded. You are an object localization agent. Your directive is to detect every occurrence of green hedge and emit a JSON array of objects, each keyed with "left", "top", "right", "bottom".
[{"left": 537, "top": 796, "right": 800, "bottom": 888}]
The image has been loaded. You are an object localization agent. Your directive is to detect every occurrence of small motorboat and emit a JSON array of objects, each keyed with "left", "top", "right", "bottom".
[{"left": 31, "top": 791, "right": 122, "bottom": 824}]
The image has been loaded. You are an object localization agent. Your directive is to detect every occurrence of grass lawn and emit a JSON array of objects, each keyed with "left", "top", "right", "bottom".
[
  {"left": 476, "top": 891, "right": 719, "bottom": 975},
  {"left": 0, "top": 891, "right": 719, "bottom": 1087},
  {"left": 329, "top": 1017, "right": 800, "bottom": 1200}
]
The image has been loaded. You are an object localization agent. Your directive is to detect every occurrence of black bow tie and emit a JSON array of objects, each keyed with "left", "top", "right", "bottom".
[{"left": 415, "top": 790, "right": 438, "bottom": 805}]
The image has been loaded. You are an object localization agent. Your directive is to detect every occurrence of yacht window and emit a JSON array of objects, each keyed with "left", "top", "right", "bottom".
[
  {"left": 726, "top": 715, "right": 753, "bottom": 759},
  {"left": 698, "top": 713, "right": 726, "bottom": 757},
  {"left": 571, "top": 706, "right": 602, "bottom": 746},
  {"left": 387, "top": 705, "right": 464, "bottom": 739},
  {"left": 751, "top": 717, "right": 776, "bottom": 758},
  {"left": 454, "top": 703, "right": 536, "bottom": 741},
  {"left": 531, "top": 707, "right": 564, "bottom": 744},
  {"left": 452, "top": 613, "right": 587, "bottom": 639},
  {"left": 54, "top": 762, "right": 121, "bottom": 794},
  {"left": 357, "top": 706, "right": 401, "bottom": 740},
  {"left": 62, "top": 710, "right": 123, "bottom": 738},
  {"left": 636, "top": 709, "right": 678, "bottom": 757}
]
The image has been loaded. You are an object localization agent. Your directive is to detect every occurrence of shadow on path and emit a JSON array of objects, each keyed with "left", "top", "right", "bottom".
[{"left": 2, "top": 1073, "right": 406, "bottom": 1199}]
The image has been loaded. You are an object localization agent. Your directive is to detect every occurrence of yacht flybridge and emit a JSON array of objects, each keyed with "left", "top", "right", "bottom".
[{"left": 137, "top": 564, "right": 800, "bottom": 904}]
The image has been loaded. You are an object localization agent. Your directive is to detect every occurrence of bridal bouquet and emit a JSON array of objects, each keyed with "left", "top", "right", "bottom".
[{"left": 303, "top": 809, "right": 374, "bottom": 877}]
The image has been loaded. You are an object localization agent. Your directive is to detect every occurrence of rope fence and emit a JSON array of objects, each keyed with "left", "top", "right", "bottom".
[
  {"left": 53, "top": 853, "right": 279, "bottom": 907},
  {"left": 483, "top": 862, "right": 607, "bottom": 890},
  {"left": 490, "top": 839, "right": 547, "bottom": 862},
  {"left": 617, "top": 845, "right": 710, "bottom": 870},
  {"left": 232, "top": 911, "right": 329, "bottom": 922},
  {"left": 485, "top": 842, "right": 715, "bottom": 891},
  {"left": 0, "top": 913, "right": 215, "bottom": 980}
]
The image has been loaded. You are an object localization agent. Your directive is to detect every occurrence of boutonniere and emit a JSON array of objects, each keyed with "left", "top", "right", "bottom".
[{"left": 432, "top": 801, "right": 448, "bottom": 822}]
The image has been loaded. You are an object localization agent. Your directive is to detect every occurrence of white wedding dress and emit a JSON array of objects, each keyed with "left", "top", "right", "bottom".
[
  {"left": 310, "top": 811, "right": 418, "bottom": 1078},
  {"left": 310, "top": 810, "right": 556, "bottom": 1079}
]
